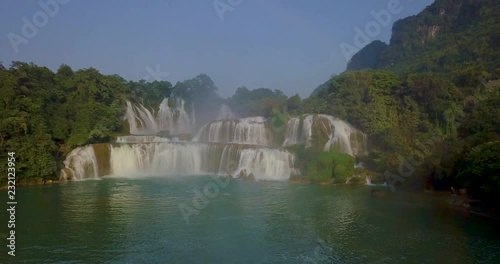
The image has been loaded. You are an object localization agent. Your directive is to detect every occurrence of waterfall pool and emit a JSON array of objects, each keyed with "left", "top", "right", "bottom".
[{"left": 1, "top": 176, "right": 499, "bottom": 263}]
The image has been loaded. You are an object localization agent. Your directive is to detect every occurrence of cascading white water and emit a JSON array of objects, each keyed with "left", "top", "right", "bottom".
[
  {"left": 116, "top": 136, "right": 169, "bottom": 144},
  {"left": 107, "top": 142, "right": 295, "bottom": 180},
  {"left": 282, "top": 115, "right": 314, "bottom": 147},
  {"left": 322, "top": 115, "right": 356, "bottom": 155},
  {"left": 282, "top": 114, "right": 367, "bottom": 156},
  {"left": 365, "top": 177, "right": 372, "bottom": 185},
  {"left": 282, "top": 117, "right": 300, "bottom": 146},
  {"left": 62, "top": 99, "right": 371, "bottom": 182},
  {"left": 124, "top": 98, "right": 194, "bottom": 135},
  {"left": 62, "top": 145, "right": 99, "bottom": 180},
  {"left": 217, "top": 104, "right": 236, "bottom": 120},
  {"left": 194, "top": 117, "right": 270, "bottom": 146},
  {"left": 235, "top": 148, "right": 295, "bottom": 181},
  {"left": 218, "top": 143, "right": 244, "bottom": 174},
  {"left": 301, "top": 115, "right": 315, "bottom": 147},
  {"left": 190, "top": 102, "right": 196, "bottom": 125},
  {"left": 110, "top": 142, "right": 211, "bottom": 176}
]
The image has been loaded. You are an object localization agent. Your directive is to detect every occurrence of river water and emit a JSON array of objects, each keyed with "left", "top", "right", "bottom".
[{"left": 1, "top": 176, "right": 499, "bottom": 263}]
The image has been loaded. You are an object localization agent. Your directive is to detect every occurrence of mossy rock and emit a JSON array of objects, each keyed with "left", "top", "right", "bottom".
[
  {"left": 309, "top": 115, "right": 332, "bottom": 151},
  {"left": 60, "top": 167, "right": 73, "bottom": 180},
  {"left": 354, "top": 167, "right": 385, "bottom": 184},
  {"left": 331, "top": 152, "right": 355, "bottom": 182},
  {"left": 92, "top": 143, "right": 111, "bottom": 176},
  {"left": 157, "top": 130, "right": 170, "bottom": 137},
  {"left": 265, "top": 115, "right": 289, "bottom": 147},
  {"left": 177, "top": 133, "right": 192, "bottom": 141},
  {"left": 350, "top": 131, "right": 367, "bottom": 156},
  {"left": 346, "top": 176, "right": 366, "bottom": 185}
]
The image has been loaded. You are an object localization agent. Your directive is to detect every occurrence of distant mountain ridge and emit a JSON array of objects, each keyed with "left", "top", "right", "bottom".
[{"left": 376, "top": 0, "right": 499, "bottom": 75}]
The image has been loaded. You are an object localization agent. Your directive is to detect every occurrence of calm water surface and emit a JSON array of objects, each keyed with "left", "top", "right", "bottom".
[{"left": 1, "top": 176, "right": 499, "bottom": 263}]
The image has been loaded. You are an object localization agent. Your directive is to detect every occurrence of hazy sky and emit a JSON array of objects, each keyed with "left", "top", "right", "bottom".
[{"left": 0, "top": 0, "right": 434, "bottom": 98}]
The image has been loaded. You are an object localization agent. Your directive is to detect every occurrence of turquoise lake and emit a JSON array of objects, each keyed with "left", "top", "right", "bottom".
[{"left": 1, "top": 176, "right": 499, "bottom": 263}]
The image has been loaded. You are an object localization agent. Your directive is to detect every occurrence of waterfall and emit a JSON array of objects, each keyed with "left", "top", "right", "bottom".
[
  {"left": 194, "top": 117, "right": 270, "bottom": 146},
  {"left": 61, "top": 100, "right": 370, "bottom": 182},
  {"left": 235, "top": 148, "right": 295, "bottom": 181},
  {"left": 116, "top": 136, "right": 169, "bottom": 144},
  {"left": 365, "top": 177, "right": 372, "bottom": 185},
  {"left": 282, "top": 114, "right": 367, "bottom": 156},
  {"left": 124, "top": 98, "right": 194, "bottom": 135},
  {"left": 60, "top": 142, "right": 296, "bottom": 181},
  {"left": 218, "top": 143, "right": 245, "bottom": 174},
  {"left": 282, "top": 117, "right": 300, "bottom": 146},
  {"left": 322, "top": 115, "right": 356, "bottom": 155},
  {"left": 217, "top": 104, "right": 236, "bottom": 120},
  {"left": 106, "top": 142, "right": 294, "bottom": 180},
  {"left": 61, "top": 145, "right": 100, "bottom": 180},
  {"left": 190, "top": 101, "right": 196, "bottom": 125},
  {"left": 301, "top": 115, "right": 315, "bottom": 147},
  {"left": 110, "top": 142, "right": 217, "bottom": 176}
]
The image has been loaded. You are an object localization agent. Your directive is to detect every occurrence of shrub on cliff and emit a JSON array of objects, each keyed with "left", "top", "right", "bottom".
[{"left": 286, "top": 144, "right": 355, "bottom": 183}]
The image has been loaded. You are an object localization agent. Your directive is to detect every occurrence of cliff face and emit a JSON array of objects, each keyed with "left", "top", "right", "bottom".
[
  {"left": 390, "top": 0, "right": 468, "bottom": 47},
  {"left": 346, "top": 40, "right": 388, "bottom": 71},
  {"left": 344, "top": 0, "right": 499, "bottom": 78}
]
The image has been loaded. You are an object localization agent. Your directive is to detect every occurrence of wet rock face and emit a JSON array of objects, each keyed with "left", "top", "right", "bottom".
[
  {"left": 60, "top": 167, "right": 73, "bottom": 180},
  {"left": 309, "top": 115, "right": 332, "bottom": 151},
  {"left": 156, "top": 130, "right": 170, "bottom": 137},
  {"left": 177, "top": 133, "right": 192, "bottom": 141},
  {"left": 238, "top": 170, "right": 255, "bottom": 181},
  {"left": 92, "top": 143, "right": 111, "bottom": 176}
]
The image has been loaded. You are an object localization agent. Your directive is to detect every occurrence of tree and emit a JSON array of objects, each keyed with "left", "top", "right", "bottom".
[
  {"left": 227, "top": 87, "right": 287, "bottom": 117},
  {"left": 286, "top": 94, "right": 301, "bottom": 115},
  {"left": 456, "top": 141, "right": 500, "bottom": 205}
]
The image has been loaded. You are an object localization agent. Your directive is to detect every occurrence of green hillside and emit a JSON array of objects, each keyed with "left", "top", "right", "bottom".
[{"left": 308, "top": 0, "right": 499, "bottom": 203}]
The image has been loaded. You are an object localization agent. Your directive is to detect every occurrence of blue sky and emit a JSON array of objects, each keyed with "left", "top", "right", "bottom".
[{"left": 0, "top": 0, "right": 434, "bottom": 98}]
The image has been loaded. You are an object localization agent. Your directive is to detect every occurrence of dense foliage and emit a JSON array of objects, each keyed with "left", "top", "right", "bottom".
[
  {"left": 306, "top": 0, "right": 500, "bottom": 203},
  {"left": 346, "top": 40, "right": 388, "bottom": 71},
  {"left": 0, "top": 63, "right": 217, "bottom": 185},
  {"left": 343, "top": 0, "right": 500, "bottom": 84},
  {"left": 310, "top": 70, "right": 498, "bottom": 190},
  {"left": 227, "top": 87, "right": 288, "bottom": 117},
  {"left": 456, "top": 141, "right": 500, "bottom": 205},
  {"left": 286, "top": 144, "right": 355, "bottom": 183}
]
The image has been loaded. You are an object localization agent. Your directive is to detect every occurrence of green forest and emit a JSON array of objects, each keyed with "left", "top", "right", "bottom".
[
  {"left": 314, "top": 0, "right": 500, "bottom": 204},
  {"left": 1, "top": 0, "right": 499, "bottom": 207}
]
